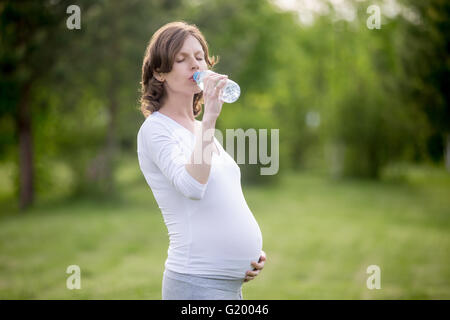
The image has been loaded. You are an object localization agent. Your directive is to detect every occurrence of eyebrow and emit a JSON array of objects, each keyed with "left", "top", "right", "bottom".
[{"left": 178, "top": 50, "right": 204, "bottom": 56}]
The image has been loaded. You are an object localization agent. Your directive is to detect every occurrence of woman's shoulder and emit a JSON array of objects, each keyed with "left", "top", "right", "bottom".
[
  {"left": 137, "top": 113, "right": 170, "bottom": 144},
  {"left": 140, "top": 112, "right": 194, "bottom": 143},
  {"left": 141, "top": 112, "right": 171, "bottom": 132}
]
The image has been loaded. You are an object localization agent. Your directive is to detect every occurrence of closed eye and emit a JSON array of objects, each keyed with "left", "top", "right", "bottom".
[{"left": 176, "top": 57, "right": 204, "bottom": 63}]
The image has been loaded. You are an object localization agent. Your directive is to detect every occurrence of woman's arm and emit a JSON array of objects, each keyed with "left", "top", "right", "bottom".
[
  {"left": 185, "top": 116, "right": 217, "bottom": 184},
  {"left": 143, "top": 120, "right": 209, "bottom": 200},
  {"left": 185, "top": 72, "right": 228, "bottom": 185}
]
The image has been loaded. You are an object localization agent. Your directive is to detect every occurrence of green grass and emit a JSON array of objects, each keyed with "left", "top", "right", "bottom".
[{"left": 0, "top": 156, "right": 449, "bottom": 299}]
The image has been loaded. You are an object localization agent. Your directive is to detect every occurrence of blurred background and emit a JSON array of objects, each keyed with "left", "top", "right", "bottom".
[{"left": 0, "top": 0, "right": 448, "bottom": 299}]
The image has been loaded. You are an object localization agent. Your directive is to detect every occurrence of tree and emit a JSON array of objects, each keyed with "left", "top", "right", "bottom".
[
  {"left": 397, "top": 0, "right": 450, "bottom": 169},
  {"left": 0, "top": 0, "right": 92, "bottom": 210}
]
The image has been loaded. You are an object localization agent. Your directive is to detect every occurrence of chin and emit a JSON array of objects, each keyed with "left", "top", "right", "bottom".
[{"left": 193, "top": 87, "right": 202, "bottom": 94}]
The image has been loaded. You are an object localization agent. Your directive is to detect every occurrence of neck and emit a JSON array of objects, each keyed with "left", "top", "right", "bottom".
[{"left": 159, "top": 91, "right": 196, "bottom": 122}]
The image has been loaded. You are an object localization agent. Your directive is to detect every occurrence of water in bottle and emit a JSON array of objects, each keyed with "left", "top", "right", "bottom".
[{"left": 193, "top": 70, "right": 240, "bottom": 103}]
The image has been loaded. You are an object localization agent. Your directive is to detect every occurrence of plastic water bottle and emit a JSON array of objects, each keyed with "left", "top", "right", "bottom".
[{"left": 193, "top": 70, "right": 240, "bottom": 103}]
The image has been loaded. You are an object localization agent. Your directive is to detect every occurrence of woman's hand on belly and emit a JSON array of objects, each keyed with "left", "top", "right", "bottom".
[{"left": 244, "top": 250, "right": 266, "bottom": 283}]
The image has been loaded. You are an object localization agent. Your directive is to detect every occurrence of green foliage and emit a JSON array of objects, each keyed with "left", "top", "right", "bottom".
[{"left": 1, "top": 0, "right": 449, "bottom": 205}]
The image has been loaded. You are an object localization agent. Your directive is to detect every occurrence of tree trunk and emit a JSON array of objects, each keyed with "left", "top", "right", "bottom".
[
  {"left": 84, "top": 82, "right": 119, "bottom": 196},
  {"left": 16, "top": 83, "right": 34, "bottom": 210},
  {"left": 445, "top": 133, "right": 450, "bottom": 172},
  {"left": 103, "top": 88, "right": 119, "bottom": 194}
]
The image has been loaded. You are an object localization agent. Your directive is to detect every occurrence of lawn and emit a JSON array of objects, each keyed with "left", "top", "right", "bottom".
[{"left": 0, "top": 156, "right": 449, "bottom": 299}]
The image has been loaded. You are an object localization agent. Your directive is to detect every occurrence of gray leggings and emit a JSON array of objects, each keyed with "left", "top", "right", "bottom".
[{"left": 162, "top": 269, "right": 244, "bottom": 300}]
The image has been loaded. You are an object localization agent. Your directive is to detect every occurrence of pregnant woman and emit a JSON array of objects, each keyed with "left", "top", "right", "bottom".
[{"left": 137, "top": 21, "right": 266, "bottom": 300}]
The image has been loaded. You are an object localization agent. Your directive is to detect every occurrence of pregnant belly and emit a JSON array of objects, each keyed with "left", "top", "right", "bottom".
[
  {"left": 187, "top": 159, "right": 264, "bottom": 277},
  {"left": 189, "top": 207, "right": 263, "bottom": 276}
]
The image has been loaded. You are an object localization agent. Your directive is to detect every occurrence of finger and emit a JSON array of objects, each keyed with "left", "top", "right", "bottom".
[
  {"left": 207, "top": 72, "right": 222, "bottom": 82},
  {"left": 211, "top": 75, "right": 227, "bottom": 88},
  {"left": 256, "top": 259, "right": 265, "bottom": 268},
  {"left": 213, "top": 78, "right": 228, "bottom": 98},
  {"left": 214, "top": 78, "right": 228, "bottom": 94},
  {"left": 203, "top": 71, "right": 218, "bottom": 80},
  {"left": 246, "top": 270, "right": 258, "bottom": 276},
  {"left": 259, "top": 252, "right": 267, "bottom": 262},
  {"left": 251, "top": 260, "right": 265, "bottom": 270},
  {"left": 202, "top": 72, "right": 217, "bottom": 86},
  {"left": 211, "top": 74, "right": 226, "bottom": 82},
  {"left": 246, "top": 270, "right": 259, "bottom": 277},
  {"left": 218, "top": 76, "right": 228, "bottom": 88},
  {"left": 205, "top": 74, "right": 222, "bottom": 94},
  {"left": 203, "top": 73, "right": 215, "bottom": 92},
  {"left": 254, "top": 252, "right": 267, "bottom": 266}
]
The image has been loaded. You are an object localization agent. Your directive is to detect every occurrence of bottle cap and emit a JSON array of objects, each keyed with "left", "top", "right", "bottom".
[{"left": 193, "top": 71, "right": 201, "bottom": 82}]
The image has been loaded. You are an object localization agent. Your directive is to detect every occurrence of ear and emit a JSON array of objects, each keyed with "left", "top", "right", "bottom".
[{"left": 153, "top": 71, "right": 165, "bottom": 82}]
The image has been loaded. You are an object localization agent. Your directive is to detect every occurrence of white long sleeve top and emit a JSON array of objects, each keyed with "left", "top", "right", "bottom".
[{"left": 137, "top": 111, "right": 263, "bottom": 279}]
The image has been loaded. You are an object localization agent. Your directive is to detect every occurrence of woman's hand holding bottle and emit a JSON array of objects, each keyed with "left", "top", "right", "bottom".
[{"left": 201, "top": 72, "right": 228, "bottom": 123}]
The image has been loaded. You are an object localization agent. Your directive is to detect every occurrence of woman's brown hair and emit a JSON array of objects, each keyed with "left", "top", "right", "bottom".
[{"left": 140, "top": 21, "right": 219, "bottom": 118}]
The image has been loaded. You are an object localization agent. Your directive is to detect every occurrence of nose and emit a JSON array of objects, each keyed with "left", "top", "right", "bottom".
[{"left": 191, "top": 58, "right": 200, "bottom": 70}]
